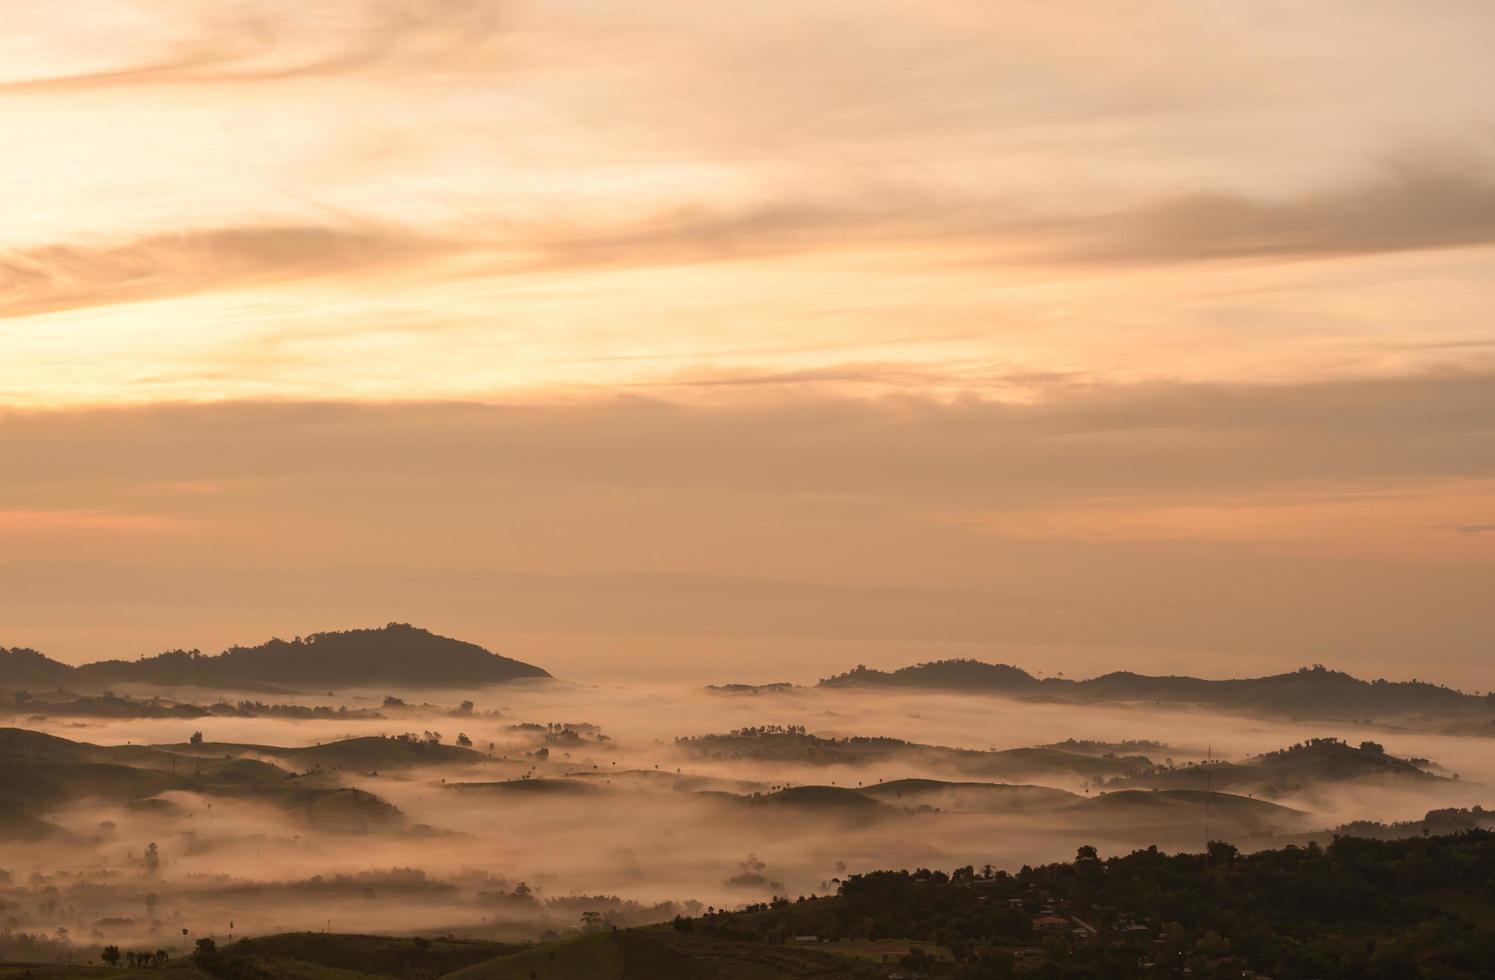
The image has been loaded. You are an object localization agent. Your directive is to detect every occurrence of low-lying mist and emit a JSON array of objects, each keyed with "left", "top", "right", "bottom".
[{"left": 2, "top": 680, "right": 1490, "bottom": 957}]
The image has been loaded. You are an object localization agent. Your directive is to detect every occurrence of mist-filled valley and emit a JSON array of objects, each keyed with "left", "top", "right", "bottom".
[{"left": 0, "top": 625, "right": 1489, "bottom": 972}]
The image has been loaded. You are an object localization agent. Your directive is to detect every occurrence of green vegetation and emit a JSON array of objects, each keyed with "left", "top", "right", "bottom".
[
  {"left": 682, "top": 829, "right": 1495, "bottom": 978},
  {"left": 1, "top": 831, "right": 1490, "bottom": 978},
  {"left": 222, "top": 933, "right": 521, "bottom": 978}
]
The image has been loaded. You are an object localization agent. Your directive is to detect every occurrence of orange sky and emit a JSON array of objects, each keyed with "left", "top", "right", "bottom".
[{"left": 2, "top": 1, "right": 1493, "bottom": 687}]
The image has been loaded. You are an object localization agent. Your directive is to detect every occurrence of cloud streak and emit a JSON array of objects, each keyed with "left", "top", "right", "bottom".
[
  {"left": 10, "top": 156, "right": 1495, "bottom": 322},
  {"left": 0, "top": 0, "right": 510, "bottom": 94},
  {"left": 0, "top": 223, "right": 448, "bottom": 319}
]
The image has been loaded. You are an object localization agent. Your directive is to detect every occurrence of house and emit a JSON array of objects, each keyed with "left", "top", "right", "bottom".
[{"left": 1032, "top": 914, "right": 1070, "bottom": 932}]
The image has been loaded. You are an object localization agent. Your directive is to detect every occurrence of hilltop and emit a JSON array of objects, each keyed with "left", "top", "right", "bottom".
[
  {"left": 818, "top": 660, "right": 1494, "bottom": 723},
  {"left": 676, "top": 726, "right": 1153, "bottom": 783},
  {"left": 1099, "top": 736, "right": 1449, "bottom": 798},
  {"left": 0, "top": 624, "right": 549, "bottom": 692}
]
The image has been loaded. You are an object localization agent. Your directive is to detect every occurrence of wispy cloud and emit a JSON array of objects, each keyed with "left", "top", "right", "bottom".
[
  {"left": 0, "top": 508, "right": 198, "bottom": 533},
  {"left": 0, "top": 0, "right": 509, "bottom": 94},
  {"left": 0, "top": 223, "right": 448, "bottom": 319},
  {"left": 17, "top": 156, "right": 1495, "bottom": 321},
  {"left": 1062, "top": 161, "right": 1495, "bottom": 263}
]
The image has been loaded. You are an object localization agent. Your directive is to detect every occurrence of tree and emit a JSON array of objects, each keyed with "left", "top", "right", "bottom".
[
  {"left": 190, "top": 730, "right": 204, "bottom": 745},
  {"left": 581, "top": 910, "right": 604, "bottom": 930},
  {"left": 1206, "top": 840, "right": 1239, "bottom": 867},
  {"left": 101, "top": 945, "right": 120, "bottom": 966},
  {"left": 456, "top": 732, "right": 473, "bottom": 748},
  {"left": 143, "top": 841, "right": 160, "bottom": 874}
]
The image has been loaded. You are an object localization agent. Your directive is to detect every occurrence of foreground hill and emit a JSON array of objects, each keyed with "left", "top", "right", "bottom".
[
  {"left": 679, "top": 830, "right": 1495, "bottom": 978},
  {"left": 819, "top": 660, "right": 1494, "bottom": 723},
  {"left": 443, "top": 930, "right": 869, "bottom": 979},
  {"left": 15, "top": 833, "right": 1492, "bottom": 979},
  {"left": 0, "top": 624, "right": 549, "bottom": 692}
]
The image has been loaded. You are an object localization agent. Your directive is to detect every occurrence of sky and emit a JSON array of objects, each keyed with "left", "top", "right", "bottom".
[{"left": 1, "top": 1, "right": 1493, "bottom": 687}]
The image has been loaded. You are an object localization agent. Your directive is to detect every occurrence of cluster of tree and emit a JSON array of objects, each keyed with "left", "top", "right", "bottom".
[
  {"left": 184, "top": 933, "right": 523, "bottom": 980},
  {"left": 677, "top": 830, "right": 1495, "bottom": 978},
  {"left": 0, "top": 927, "right": 72, "bottom": 963},
  {"left": 723, "top": 725, "right": 808, "bottom": 737},
  {"left": 205, "top": 700, "right": 384, "bottom": 720},
  {"left": 101, "top": 945, "right": 170, "bottom": 968},
  {"left": 390, "top": 731, "right": 445, "bottom": 745}
]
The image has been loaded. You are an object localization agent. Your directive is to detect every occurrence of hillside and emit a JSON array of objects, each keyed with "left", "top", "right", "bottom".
[
  {"left": 22, "top": 833, "right": 1489, "bottom": 979},
  {"left": 677, "top": 727, "right": 1152, "bottom": 782},
  {"left": 0, "top": 727, "right": 447, "bottom": 833},
  {"left": 859, "top": 778, "right": 1082, "bottom": 812},
  {"left": 442, "top": 929, "right": 869, "bottom": 980},
  {"left": 674, "top": 830, "right": 1495, "bottom": 979},
  {"left": 1065, "top": 788, "right": 1313, "bottom": 838},
  {"left": 0, "top": 624, "right": 549, "bottom": 692},
  {"left": 818, "top": 660, "right": 1494, "bottom": 722},
  {"left": 1100, "top": 737, "right": 1447, "bottom": 797},
  {"left": 0, "top": 648, "right": 79, "bottom": 689}
]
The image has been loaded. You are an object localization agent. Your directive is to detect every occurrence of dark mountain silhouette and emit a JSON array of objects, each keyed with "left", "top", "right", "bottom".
[
  {"left": 0, "top": 647, "right": 78, "bottom": 688},
  {"left": 0, "top": 623, "right": 549, "bottom": 692},
  {"left": 819, "top": 660, "right": 1493, "bottom": 721}
]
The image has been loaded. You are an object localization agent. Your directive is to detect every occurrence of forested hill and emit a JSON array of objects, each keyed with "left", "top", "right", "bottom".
[
  {"left": 682, "top": 829, "right": 1495, "bottom": 978},
  {"left": 819, "top": 660, "right": 1493, "bottom": 720},
  {"left": 0, "top": 624, "right": 549, "bottom": 691}
]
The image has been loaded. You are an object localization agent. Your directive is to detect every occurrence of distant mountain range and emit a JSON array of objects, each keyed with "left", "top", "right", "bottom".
[
  {"left": 817, "top": 660, "right": 1494, "bottom": 722},
  {"left": 0, "top": 623, "right": 549, "bottom": 692}
]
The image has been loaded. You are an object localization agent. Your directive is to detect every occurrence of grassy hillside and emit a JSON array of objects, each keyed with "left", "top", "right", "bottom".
[
  {"left": 677, "top": 728, "right": 1151, "bottom": 782},
  {"left": 1065, "top": 788, "right": 1313, "bottom": 837},
  {"left": 445, "top": 930, "right": 869, "bottom": 980},
  {"left": 860, "top": 778, "right": 1081, "bottom": 812},
  {"left": 226, "top": 933, "right": 520, "bottom": 978}
]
